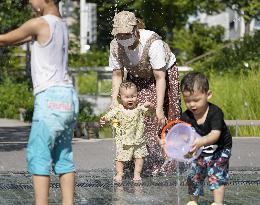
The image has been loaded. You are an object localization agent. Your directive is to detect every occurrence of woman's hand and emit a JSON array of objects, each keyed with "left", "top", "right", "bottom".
[
  {"left": 153, "top": 69, "right": 166, "bottom": 128},
  {"left": 159, "top": 138, "right": 167, "bottom": 157},
  {"left": 143, "top": 101, "right": 152, "bottom": 108},
  {"left": 111, "top": 69, "right": 123, "bottom": 107},
  {"left": 156, "top": 108, "right": 166, "bottom": 128},
  {"left": 110, "top": 100, "right": 119, "bottom": 109}
]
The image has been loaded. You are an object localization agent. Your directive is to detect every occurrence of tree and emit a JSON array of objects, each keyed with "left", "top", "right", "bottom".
[
  {"left": 173, "top": 22, "right": 225, "bottom": 64},
  {"left": 193, "top": 30, "right": 260, "bottom": 72},
  {"left": 223, "top": 0, "right": 260, "bottom": 34},
  {"left": 84, "top": 0, "right": 138, "bottom": 50},
  {"left": 84, "top": 0, "right": 227, "bottom": 49},
  {"left": 139, "top": 0, "right": 196, "bottom": 42},
  {"left": 0, "top": 0, "right": 31, "bottom": 75}
]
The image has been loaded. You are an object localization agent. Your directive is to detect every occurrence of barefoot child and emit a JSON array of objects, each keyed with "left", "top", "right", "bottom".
[
  {"left": 180, "top": 72, "right": 232, "bottom": 205},
  {"left": 0, "top": 1, "right": 78, "bottom": 204},
  {"left": 100, "top": 81, "right": 155, "bottom": 183}
]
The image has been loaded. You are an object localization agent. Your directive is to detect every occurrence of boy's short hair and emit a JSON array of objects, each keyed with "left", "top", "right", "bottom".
[
  {"left": 119, "top": 81, "right": 137, "bottom": 93},
  {"left": 181, "top": 71, "right": 209, "bottom": 93}
]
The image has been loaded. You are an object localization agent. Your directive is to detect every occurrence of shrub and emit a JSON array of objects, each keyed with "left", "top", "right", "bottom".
[
  {"left": 78, "top": 99, "right": 100, "bottom": 122},
  {"left": 193, "top": 31, "right": 260, "bottom": 73},
  {"left": 0, "top": 77, "right": 34, "bottom": 121},
  {"left": 69, "top": 49, "right": 109, "bottom": 68}
]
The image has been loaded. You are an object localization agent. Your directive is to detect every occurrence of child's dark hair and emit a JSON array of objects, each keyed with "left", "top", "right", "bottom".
[
  {"left": 120, "top": 81, "right": 137, "bottom": 89},
  {"left": 180, "top": 71, "right": 209, "bottom": 93},
  {"left": 119, "top": 81, "right": 137, "bottom": 93}
]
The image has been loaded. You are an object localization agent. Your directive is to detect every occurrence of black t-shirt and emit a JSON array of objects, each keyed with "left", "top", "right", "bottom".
[{"left": 180, "top": 103, "right": 232, "bottom": 156}]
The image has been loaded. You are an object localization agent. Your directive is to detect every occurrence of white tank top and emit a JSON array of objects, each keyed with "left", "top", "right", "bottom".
[{"left": 31, "top": 15, "right": 72, "bottom": 95}]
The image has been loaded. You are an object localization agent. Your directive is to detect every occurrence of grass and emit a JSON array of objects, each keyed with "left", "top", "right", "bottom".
[
  {"left": 208, "top": 67, "right": 260, "bottom": 136},
  {"left": 208, "top": 69, "right": 259, "bottom": 120}
]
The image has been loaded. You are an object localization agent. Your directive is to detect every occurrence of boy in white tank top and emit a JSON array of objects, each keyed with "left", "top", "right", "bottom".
[{"left": 0, "top": 1, "right": 78, "bottom": 204}]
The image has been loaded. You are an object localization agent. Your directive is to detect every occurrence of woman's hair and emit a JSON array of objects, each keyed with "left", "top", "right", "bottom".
[
  {"left": 180, "top": 71, "right": 209, "bottom": 93},
  {"left": 136, "top": 18, "right": 145, "bottom": 29}
]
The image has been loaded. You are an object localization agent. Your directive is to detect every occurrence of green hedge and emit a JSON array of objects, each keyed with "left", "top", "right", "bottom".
[
  {"left": 0, "top": 77, "right": 34, "bottom": 121},
  {"left": 69, "top": 49, "right": 109, "bottom": 68}
]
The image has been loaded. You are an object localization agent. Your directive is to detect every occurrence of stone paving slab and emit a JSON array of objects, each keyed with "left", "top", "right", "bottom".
[{"left": 0, "top": 119, "right": 31, "bottom": 127}]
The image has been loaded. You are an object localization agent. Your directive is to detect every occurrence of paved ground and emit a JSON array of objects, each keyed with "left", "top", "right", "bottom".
[
  {"left": 0, "top": 118, "right": 260, "bottom": 172},
  {"left": 0, "top": 118, "right": 260, "bottom": 205}
]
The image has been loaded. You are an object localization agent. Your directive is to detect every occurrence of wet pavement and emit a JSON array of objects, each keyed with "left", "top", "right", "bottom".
[
  {"left": 0, "top": 170, "right": 260, "bottom": 205},
  {"left": 0, "top": 119, "right": 260, "bottom": 204}
]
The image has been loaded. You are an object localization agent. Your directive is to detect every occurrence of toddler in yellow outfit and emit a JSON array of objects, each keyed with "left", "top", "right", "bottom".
[{"left": 100, "top": 81, "right": 155, "bottom": 183}]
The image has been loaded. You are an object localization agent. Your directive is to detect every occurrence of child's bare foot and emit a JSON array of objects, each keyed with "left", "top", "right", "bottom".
[
  {"left": 113, "top": 174, "right": 123, "bottom": 184},
  {"left": 132, "top": 176, "right": 142, "bottom": 184}
]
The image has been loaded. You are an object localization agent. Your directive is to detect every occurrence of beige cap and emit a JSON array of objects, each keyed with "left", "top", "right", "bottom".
[{"left": 111, "top": 11, "right": 137, "bottom": 35}]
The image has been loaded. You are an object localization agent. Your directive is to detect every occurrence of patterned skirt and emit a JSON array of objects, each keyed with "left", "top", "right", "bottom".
[{"left": 126, "top": 64, "right": 181, "bottom": 175}]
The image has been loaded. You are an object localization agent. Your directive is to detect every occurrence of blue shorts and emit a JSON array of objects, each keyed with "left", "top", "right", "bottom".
[
  {"left": 27, "top": 86, "right": 79, "bottom": 175},
  {"left": 187, "top": 148, "right": 231, "bottom": 196}
]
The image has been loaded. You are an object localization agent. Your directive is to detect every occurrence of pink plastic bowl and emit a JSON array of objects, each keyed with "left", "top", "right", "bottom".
[{"left": 165, "top": 123, "right": 202, "bottom": 163}]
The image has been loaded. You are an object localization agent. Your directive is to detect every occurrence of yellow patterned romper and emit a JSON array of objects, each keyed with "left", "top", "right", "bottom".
[{"left": 103, "top": 104, "right": 153, "bottom": 161}]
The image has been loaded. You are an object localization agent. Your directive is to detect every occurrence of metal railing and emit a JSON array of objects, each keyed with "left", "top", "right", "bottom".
[
  {"left": 69, "top": 66, "right": 192, "bottom": 96},
  {"left": 225, "top": 120, "right": 260, "bottom": 137}
]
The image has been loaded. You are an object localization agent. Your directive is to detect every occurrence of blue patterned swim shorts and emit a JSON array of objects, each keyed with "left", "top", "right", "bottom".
[{"left": 187, "top": 148, "right": 231, "bottom": 196}]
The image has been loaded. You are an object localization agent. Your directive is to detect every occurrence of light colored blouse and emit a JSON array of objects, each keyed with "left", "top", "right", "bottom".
[{"left": 109, "top": 29, "right": 176, "bottom": 73}]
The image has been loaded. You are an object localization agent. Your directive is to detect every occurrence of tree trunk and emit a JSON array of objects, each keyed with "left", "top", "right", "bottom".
[
  {"left": 166, "top": 27, "right": 173, "bottom": 43},
  {"left": 244, "top": 21, "right": 250, "bottom": 35}
]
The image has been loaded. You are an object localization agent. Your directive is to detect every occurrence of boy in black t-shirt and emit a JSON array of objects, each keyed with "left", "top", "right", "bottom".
[{"left": 180, "top": 72, "right": 232, "bottom": 205}]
